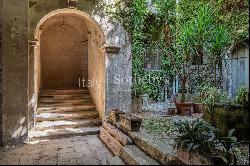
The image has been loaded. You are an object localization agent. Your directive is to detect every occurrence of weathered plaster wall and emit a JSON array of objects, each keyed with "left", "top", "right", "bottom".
[
  {"left": 2, "top": 0, "right": 28, "bottom": 145},
  {"left": 29, "top": 0, "right": 95, "bottom": 40},
  {"left": 88, "top": 35, "right": 105, "bottom": 118},
  {"left": 0, "top": 0, "right": 3, "bottom": 146},
  {"left": 41, "top": 24, "right": 85, "bottom": 89},
  {"left": 101, "top": 22, "right": 132, "bottom": 115},
  {"left": 29, "top": 0, "right": 68, "bottom": 39}
]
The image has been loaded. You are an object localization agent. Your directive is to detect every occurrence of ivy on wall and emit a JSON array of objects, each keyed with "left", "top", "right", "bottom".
[
  {"left": 97, "top": 0, "right": 176, "bottom": 100},
  {"left": 97, "top": 0, "right": 249, "bottom": 100}
]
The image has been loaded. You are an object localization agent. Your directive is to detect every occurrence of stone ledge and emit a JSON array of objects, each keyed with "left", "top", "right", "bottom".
[
  {"left": 100, "top": 126, "right": 123, "bottom": 156},
  {"left": 120, "top": 114, "right": 142, "bottom": 132},
  {"left": 108, "top": 109, "right": 125, "bottom": 124},
  {"left": 29, "top": 40, "right": 38, "bottom": 46},
  {"left": 105, "top": 45, "right": 121, "bottom": 54},
  {"left": 127, "top": 129, "right": 180, "bottom": 165},
  {"left": 103, "top": 122, "right": 133, "bottom": 146},
  {"left": 114, "top": 124, "right": 181, "bottom": 165},
  {"left": 120, "top": 145, "right": 160, "bottom": 165}
]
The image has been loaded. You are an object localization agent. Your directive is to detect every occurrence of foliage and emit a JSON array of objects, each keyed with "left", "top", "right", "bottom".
[
  {"left": 174, "top": 0, "right": 248, "bottom": 91},
  {"left": 198, "top": 84, "right": 230, "bottom": 125},
  {"left": 216, "top": 129, "right": 238, "bottom": 165},
  {"left": 97, "top": 0, "right": 177, "bottom": 100},
  {"left": 169, "top": 4, "right": 218, "bottom": 102},
  {"left": 132, "top": 71, "right": 167, "bottom": 100},
  {"left": 130, "top": 0, "right": 176, "bottom": 99},
  {"left": 177, "top": 0, "right": 249, "bottom": 43},
  {"left": 173, "top": 118, "right": 217, "bottom": 153},
  {"left": 207, "top": 25, "right": 231, "bottom": 87},
  {"left": 234, "top": 85, "right": 249, "bottom": 107},
  {"left": 173, "top": 119, "right": 239, "bottom": 164},
  {"left": 215, "top": 0, "right": 249, "bottom": 42},
  {"left": 199, "top": 85, "right": 229, "bottom": 107},
  {"left": 98, "top": 0, "right": 249, "bottom": 100},
  {"left": 142, "top": 117, "right": 174, "bottom": 135}
]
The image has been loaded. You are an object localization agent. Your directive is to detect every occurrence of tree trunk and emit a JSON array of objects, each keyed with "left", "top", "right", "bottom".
[
  {"left": 219, "top": 60, "right": 223, "bottom": 89},
  {"left": 181, "top": 76, "right": 187, "bottom": 103},
  {"left": 213, "top": 61, "right": 217, "bottom": 87}
]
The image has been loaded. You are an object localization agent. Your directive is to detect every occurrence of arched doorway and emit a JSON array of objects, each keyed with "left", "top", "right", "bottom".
[{"left": 32, "top": 9, "right": 106, "bottom": 138}]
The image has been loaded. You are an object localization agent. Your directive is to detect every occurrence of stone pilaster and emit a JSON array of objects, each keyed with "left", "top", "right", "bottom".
[{"left": 28, "top": 39, "right": 38, "bottom": 132}]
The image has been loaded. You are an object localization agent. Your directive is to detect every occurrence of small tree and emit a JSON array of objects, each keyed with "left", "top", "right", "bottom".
[
  {"left": 167, "top": 4, "right": 215, "bottom": 103},
  {"left": 207, "top": 25, "right": 231, "bottom": 88},
  {"left": 192, "top": 4, "right": 214, "bottom": 84},
  {"left": 167, "top": 21, "right": 195, "bottom": 103}
]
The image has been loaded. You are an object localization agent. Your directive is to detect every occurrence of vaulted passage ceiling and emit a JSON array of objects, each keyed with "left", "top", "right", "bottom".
[{"left": 40, "top": 14, "right": 89, "bottom": 42}]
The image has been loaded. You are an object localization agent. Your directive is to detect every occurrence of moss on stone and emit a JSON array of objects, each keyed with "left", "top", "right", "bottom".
[{"left": 203, "top": 104, "right": 249, "bottom": 140}]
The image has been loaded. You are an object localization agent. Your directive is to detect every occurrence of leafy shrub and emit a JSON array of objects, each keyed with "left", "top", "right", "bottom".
[
  {"left": 173, "top": 118, "right": 217, "bottom": 153},
  {"left": 199, "top": 85, "right": 229, "bottom": 107},
  {"left": 173, "top": 119, "right": 239, "bottom": 164},
  {"left": 216, "top": 129, "right": 238, "bottom": 165},
  {"left": 234, "top": 85, "right": 249, "bottom": 107}
]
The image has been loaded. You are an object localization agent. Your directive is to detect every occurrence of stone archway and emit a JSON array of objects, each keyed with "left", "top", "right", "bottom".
[
  {"left": 1, "top": 1, "right": 132, "bottom": 145},
  {"left": 33, "top": 9, "right": 106, "bottom": 121}
]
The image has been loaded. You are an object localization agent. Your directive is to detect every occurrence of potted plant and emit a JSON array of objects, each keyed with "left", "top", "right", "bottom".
[{"left": 167, "top": 21, "right": 196, "bottom": 114}]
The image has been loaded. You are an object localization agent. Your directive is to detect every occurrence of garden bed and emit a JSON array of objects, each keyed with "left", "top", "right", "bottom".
[{"left": 133, "top": 112, "right": 249, "bottom": 165}]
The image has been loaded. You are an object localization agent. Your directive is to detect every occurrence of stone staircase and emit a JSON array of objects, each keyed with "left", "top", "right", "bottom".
[
  {"left": 100, "top": 110, "right": 182, "bottom": 165},
  {"left": 29, "top": 89, "right": 101, "bottom": 140}
]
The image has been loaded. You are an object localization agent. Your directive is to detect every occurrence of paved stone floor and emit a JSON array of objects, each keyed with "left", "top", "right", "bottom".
[{"left": 0, "top": 135, "right": 121, "bottom": 165}]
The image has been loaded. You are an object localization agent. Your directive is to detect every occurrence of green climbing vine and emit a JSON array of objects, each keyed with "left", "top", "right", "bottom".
[
  {"left": 96, "top": 0, "right": 249, "bottom": 100},
  {"left": 97, "top": 0, "right": 176, "bottom": 100}
]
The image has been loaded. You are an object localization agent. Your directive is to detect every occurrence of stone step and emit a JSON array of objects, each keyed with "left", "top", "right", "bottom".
[
  {"left": 29, "top": 126, "right": 100, "bottom": 140},
  {"left": 36, "top": 111, "right": 99, "bottom": 122},
  {"left": 35, "top": 118, "right": 102, "bottom": 130},
  {"left": 40, "top": 89, "right": 89, "bottom": 93},
  {"left": 40, "top": 90, "right": 89, "bottom": 95},
  {"left": 36, "top": 104, "right": 96, "bottom": 115},
  {"left": 37, "top": 105, "right": 96, "bottom": 114},
  {"left": 39, "top": 98, "right": 93, "bottom": 104},
  {"left": 38, "top": 101, "right": 94, "bottom": 107},
  {"left": 39, "top": 94, "right": 92, "bottom": 99},
  {"left": 125, "top": 128, "right": 180, "bottom": 165},
  {"left": 120, "top": 145, "right": 160, "bottom": 165}
]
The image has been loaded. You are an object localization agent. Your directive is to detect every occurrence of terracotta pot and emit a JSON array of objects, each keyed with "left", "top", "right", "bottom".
[
  {"left": 180, "top": 107, "right": 191, "bottom": 116},
  {"left": 175, "top": 102, "right": 193, "bottom": 114}
]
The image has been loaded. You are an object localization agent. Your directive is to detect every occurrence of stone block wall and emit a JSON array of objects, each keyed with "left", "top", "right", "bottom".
[
  {"left": 0, "top": 0, "right": 3, "bottom": 146},
  {"left": 1, "top": 0, "right": 29, "bottom": 146}
]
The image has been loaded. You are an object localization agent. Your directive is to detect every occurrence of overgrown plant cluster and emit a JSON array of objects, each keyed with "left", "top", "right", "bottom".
[
  {"left": 173, "top": 119, "right": 239, "bottom": 165},
  {"left": 98, "top": 0, "right": 249, "bottom": 101},
  {"left": 168, "top": 0, "right": 249, "bottom": 102}
]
